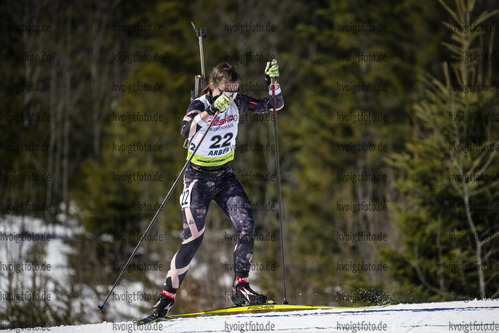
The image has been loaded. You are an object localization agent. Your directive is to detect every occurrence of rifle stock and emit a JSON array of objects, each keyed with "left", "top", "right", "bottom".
[{"left": 194, "top": 74, "right": 205, "bottom": 99}]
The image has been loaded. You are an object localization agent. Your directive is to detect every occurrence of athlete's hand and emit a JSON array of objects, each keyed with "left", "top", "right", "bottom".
[
  {"left": 209, "top": 94, "right": 232, "bottom": 115},
  {"left": 265, "top": 59, "right": 279, "bottom": 86}
]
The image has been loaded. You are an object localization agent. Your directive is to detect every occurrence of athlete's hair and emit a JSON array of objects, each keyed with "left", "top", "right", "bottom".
[{"left": 201, "top": 63, "right": 240, "bottom": 95}]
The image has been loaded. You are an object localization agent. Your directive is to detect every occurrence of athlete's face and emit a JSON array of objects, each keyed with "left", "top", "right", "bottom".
[{"left": 211, "top": 79, "right": 240, "bottom": 99}]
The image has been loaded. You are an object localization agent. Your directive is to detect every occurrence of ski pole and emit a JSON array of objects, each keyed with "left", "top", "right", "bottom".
[
  {"left": 98, "top": 107, "right": 218, "bottom": 312},
  {"left": 271, "top": 75, "right": 288, "bottom": 304}
]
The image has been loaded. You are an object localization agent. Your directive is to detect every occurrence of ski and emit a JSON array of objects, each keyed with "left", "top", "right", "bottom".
[
  {"left": 137, "top": 300, "right": 387, "bottom": 324},
  {"left": 171, "top": 303, "right": 377, "bottom": 317},
  {"left": 136, "top": 300, "right": 278, "bottom": 324}
]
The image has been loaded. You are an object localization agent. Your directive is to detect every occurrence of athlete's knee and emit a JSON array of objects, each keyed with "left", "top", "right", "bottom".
[{"left": 181, "top": 232, "right": 204, "bottom": 253}]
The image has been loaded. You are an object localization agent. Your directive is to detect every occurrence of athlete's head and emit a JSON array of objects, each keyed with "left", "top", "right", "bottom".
[{"left": 208, "top": 63, "right": 240, "bottom": 98}]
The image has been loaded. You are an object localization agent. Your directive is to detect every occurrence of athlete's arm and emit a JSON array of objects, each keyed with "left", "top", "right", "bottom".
[
  {"left": 181, "top": 100, "right": 207, "bottom": 139},
  {"left": 181, "top": 94, "right": 232, "bottom": 138},
  {"left": 235, "top": 58, "right": 284, "bottom": 114},
  {"left": 236, "top": 86, "right": 284, "bottom": 114}
]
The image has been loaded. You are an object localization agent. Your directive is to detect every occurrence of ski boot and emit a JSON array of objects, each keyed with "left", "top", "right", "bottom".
[
  {"left": 231, "top": 276, "right": 267, "bottom": 306},
  {"left": 152, "top": 290, "right": 175, "bottom": 316},
  {"left": 138, "top": 290, "right": 175, "bottom": 324}
]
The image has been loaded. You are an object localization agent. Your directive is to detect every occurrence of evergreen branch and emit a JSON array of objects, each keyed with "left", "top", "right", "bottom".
[
  {"left": 457, "top": 0, "right": 467, "bottom": 19},
  {"left": 441, "top": 42, "right": 463, "bottom": 56},
  {"left": 479, "top": 230, "right": 499, "bottom": 248},
  {"left": 438, "top": 0, "right": 460, "bottom": 24},
  {"left": 469, "top": 180, "right": 499, "bottom": 197},
  {"left": 474, "top": 139, "right": 499, "bottom": 176},
  {"left": 472, "top": 9, "right": 499, "bottom": 27}
]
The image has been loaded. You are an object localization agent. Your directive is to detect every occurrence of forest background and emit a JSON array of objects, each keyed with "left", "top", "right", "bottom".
[{"left": 1, "top": 0, "right": 499, "bottom": 327}]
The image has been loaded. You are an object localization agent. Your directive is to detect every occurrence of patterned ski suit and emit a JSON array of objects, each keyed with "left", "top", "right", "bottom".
[{"left": 164, "top": 86, "right": 284, "bottom": 292}]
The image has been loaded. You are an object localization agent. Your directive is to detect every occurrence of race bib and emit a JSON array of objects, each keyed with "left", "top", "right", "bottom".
[
  {"left": 187, "top": 95, "right": 240, "bottom": 166},
  {"left": 180, "top": 187, "right": 192, "bottom": 209}
]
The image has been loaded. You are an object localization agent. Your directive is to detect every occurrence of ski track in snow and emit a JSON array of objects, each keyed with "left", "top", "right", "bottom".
[{"left": 5, "top": 300, "right": 496, "bottom": 333}]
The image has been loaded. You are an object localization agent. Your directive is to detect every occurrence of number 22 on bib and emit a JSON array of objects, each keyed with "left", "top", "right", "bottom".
[{"left": 180, "top": 187, "right": 192, "bottom": 209}]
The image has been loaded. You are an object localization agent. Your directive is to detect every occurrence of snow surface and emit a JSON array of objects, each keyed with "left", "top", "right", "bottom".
[{"left": 3, "top": 300, "right": 496, "bottom": 333}]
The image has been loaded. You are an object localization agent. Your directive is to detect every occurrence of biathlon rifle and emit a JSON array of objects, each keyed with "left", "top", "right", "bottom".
[{"left": 191, "top": 22, "right": 207, "bottom": 100}]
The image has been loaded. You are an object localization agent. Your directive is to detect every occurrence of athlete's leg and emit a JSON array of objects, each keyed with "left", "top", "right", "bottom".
[
  {"left": 213, "top": 167, "right": 268, "bottom": 305},
  {"left": 153, "top": 165, "right": 216, "bottom": 317},
  {"left": 213, "top": 168, "right": 255, "bottom": 275},
  {"left": 164, "top": 167, "right": 215, "bottom": 292}
]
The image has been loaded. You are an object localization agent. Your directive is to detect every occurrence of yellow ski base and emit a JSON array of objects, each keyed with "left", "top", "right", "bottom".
[{"left": 170, "top": 301, "right": 381, "bottom": 317}]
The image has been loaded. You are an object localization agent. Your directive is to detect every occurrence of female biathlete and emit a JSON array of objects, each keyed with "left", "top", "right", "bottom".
[{"left": 150, "top": 59, "right": 283, "bottom": 319}]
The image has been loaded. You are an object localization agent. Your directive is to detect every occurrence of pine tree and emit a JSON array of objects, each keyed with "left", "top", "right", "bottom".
[
  {"left": 384, "top": 0, "right": 499, "bottom": 300},
  {"left": 276, "top": 0, "right": 449, "bottom": 304}
]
